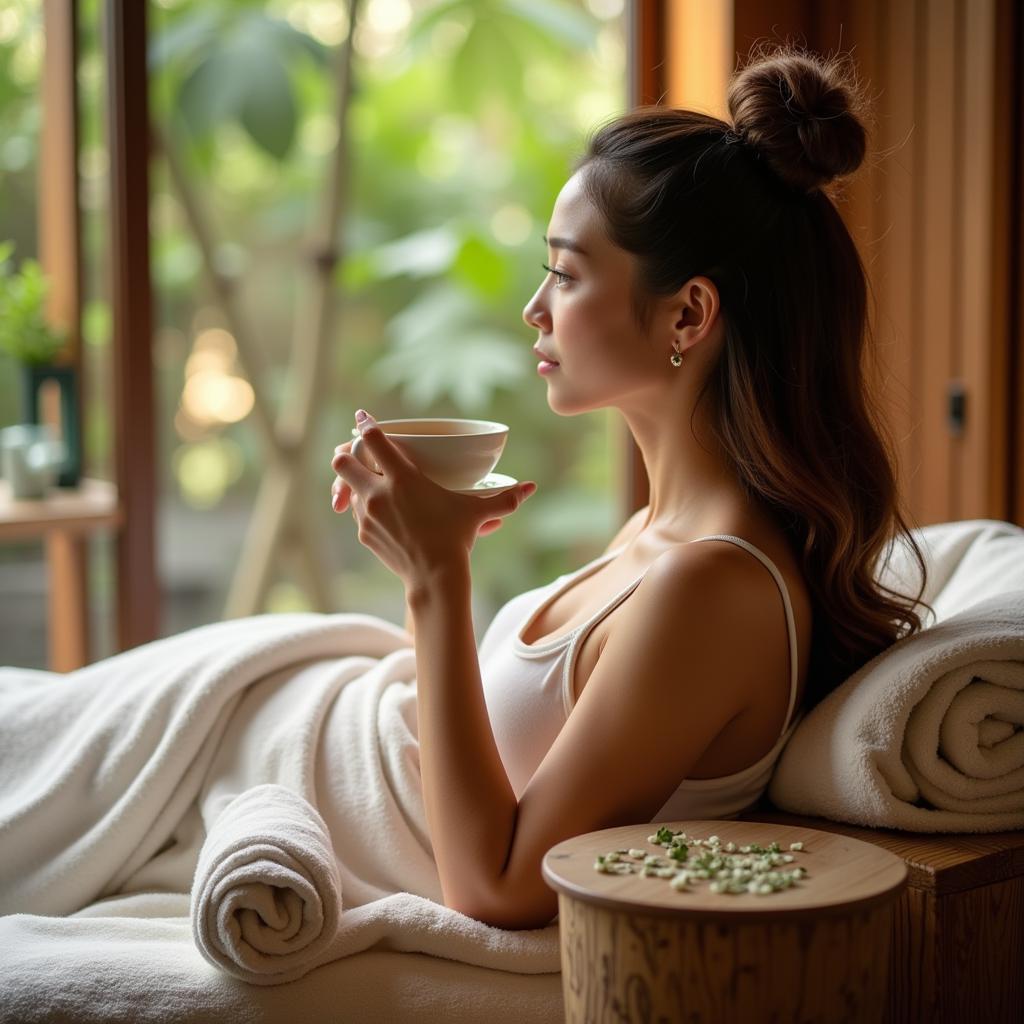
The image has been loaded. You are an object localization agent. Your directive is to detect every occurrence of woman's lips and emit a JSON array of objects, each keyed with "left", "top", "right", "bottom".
[{"left": 537, "top": 360, "right": 560, "bottom": 374}]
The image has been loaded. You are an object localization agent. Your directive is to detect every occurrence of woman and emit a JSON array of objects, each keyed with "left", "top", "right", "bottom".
[{"left": 329, "top": 43, "right": 929, "bottom": 931}]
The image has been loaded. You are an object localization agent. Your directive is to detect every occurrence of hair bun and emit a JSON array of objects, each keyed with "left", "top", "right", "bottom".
[{"left": 726, "top": 45, "right": 868, "bottom": 193}]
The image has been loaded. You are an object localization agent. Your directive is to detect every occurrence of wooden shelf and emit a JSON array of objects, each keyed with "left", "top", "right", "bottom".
[
  {"left": 0, "top": 477, "right": 123, "bottom": 671},
  {"left": 0, "top": 477, "right": 121, "bottom": 541}
]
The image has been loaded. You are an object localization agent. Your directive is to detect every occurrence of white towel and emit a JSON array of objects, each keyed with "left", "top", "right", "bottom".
[
  {"left": 769, "top": 519, "right": 1024, "bottom": 831},
  {"left": 191, "top": 784, "right": 343, "bottom": 985},
  {"left": 0, "top": 612, "right": 560, "bottom": 989}
]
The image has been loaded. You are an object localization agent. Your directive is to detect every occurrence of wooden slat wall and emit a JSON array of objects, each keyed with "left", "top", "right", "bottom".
[
  {"left": 835, "top": 0, "right": 1017, "bottom": 527},
  {"left": 661, "top": 0, "right": 1024, "bottom": 529}
]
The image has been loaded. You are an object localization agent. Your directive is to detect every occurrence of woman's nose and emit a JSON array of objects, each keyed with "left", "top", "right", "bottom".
[{"left": 522, "top": 291, "right": 550, "bottom": 331}]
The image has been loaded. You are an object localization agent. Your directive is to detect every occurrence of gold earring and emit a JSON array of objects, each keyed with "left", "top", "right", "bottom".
[{"left": 670, "top": 349, "right": 683, "bottom": 367}]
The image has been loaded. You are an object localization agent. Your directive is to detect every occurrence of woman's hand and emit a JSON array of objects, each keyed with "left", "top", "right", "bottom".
[{"left": 331, "top": 411, "right": 536, "bottom": 590}]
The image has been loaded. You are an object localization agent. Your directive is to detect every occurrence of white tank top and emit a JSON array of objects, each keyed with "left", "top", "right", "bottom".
[{"left": 478, "top": 535, "right": 804, "bottom": 821}]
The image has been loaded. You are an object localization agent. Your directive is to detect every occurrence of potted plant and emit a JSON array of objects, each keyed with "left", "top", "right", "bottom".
[{"left": 0, "top": 241, "right": 81, "bottom": 487}]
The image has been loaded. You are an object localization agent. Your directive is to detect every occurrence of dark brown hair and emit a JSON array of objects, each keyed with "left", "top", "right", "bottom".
[{"left": 574, "top": 43, "right": 933, "bottom": 710}]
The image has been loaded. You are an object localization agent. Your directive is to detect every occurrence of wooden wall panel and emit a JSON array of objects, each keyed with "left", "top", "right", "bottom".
[
  {"left": 917, "top": 0, "right": 958, "bottom": 525},
  {"left": 872, "top": 0, "right": 920, "bottom": 523},
  {"left": 1013, "top": 0, "right": 1024, "bottom": 526},
  {"left": 959, "top": 0, "right": 1006, "bottom": 520}
]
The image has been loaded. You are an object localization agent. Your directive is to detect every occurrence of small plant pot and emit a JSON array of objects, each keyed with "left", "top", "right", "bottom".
[{"left": 19, "top": 362, "right": 82, "bottom": 488}]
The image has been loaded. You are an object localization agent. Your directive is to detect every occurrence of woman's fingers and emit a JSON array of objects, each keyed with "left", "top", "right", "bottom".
[
  {"left": 348, "top": 419, "right": 414, "bottom": 478},
  {"left": 332, "top": 449, "right": 378, "bottom": 499},
  {"left": 331, "top": 442, "right": 355, "bottom": 512},
  {"left": 473, "top": 482, "right": 536, "bottom": 523}
]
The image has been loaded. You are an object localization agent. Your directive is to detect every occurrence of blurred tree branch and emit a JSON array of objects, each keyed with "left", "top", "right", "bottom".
[{"left": 153, "top": 0, "right": 361, "bottom": 616}]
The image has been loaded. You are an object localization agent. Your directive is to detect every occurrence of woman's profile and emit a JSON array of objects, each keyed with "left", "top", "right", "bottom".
[{"left": 330, "top": 42, "right": 929, "bottom": 930}]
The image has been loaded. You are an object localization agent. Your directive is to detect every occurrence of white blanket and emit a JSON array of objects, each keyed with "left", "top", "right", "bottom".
[
  {"left": 769, "top": 519, "right": 1024, "bottom": 831},
  {"left": 0, "top": 613, "right": 560, "bottom": 990}
]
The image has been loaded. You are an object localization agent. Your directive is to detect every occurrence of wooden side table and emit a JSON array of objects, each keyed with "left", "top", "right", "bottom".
[
  {"left": 543, "top": 818, "right": 907, "bottom": 1023},
  {"left": 0, "top": 478, "right": 122, "bottom": 671},
  {"left": 741, "top": 807, "right": 1024, "bottom": 1023}
]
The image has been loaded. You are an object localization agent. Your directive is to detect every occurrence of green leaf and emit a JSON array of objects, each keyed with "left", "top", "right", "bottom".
[
  {"left": 171, "top": 13, "right": 306, "bottom": 155},
  {"left": 386, "top": 283, "right": 478, "bottom": 347},
  {"left": 148, "top": 7, "right": 223, "bottom": 70},
  {"left": 370, "top": 225, "right": 460, "bottom": 279},
  {"left": 408, "top": 0, "right": 475, "bottom": 44},
  {"left": 177, "top": 49, "right": 250, "bottom": 139},
  {"left": 500, "top": 0, "right": 600, "bottom": 51},
  {"left": 451, "top": 15, "right": 523, "bottom": 109},
  {"left": 367, "top": 284, "right": 531, "bottom": 410},
  {"left": 239, "top": 56, "right": 297, "bottom": 159},
  {"left": 260, "top": 14, "right": 331, "bottom": 66},
  {"left": 0, "top": 256, "right": 66, "bottom": 364}
]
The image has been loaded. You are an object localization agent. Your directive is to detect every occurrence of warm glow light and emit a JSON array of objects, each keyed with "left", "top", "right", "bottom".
[
  {"left": 574, "top": 91, "right": 615, "bottom": 132},
  {"left": 305, "top": 4, "right": 350, "bottom": 45},
  {"left": 275, "top": 1, "right": 350, "bottom": 46},
  {"left": 194, "top": 327, "right": 238, "bottom": 358},
  {"left": 0, "top": 10, "right": 22, "bottom": 44},
  {"left": 490, "top": 204, "right": 533, "bottom": 246},
  {"left": 182, "top": 370, "right": 255, "bottom": 425},
  {"left": 173, "top": 437, "right": 245, "bottom": 508},
  {"left": 585, "top": 0, "right": 624, "bottom": 19},
  {"left": 185, "top": 349, "right": 232, "bottom": 378},
  {"left": 365, "top": 0, "right": 412, "bottom": 35}
]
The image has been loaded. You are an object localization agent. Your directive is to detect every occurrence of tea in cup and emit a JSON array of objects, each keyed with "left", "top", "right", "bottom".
[{"left": 350, "top": 418, "right": 508, "bottom": 490}]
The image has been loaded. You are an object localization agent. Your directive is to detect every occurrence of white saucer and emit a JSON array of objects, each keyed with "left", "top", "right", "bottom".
[{"left": 451, "top": 472, "right": 518, "bottom": 497}]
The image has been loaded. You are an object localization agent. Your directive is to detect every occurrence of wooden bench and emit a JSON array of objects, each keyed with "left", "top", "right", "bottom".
[{"left": 740, "top": 804, "right": 1024, "bottom": 1024}]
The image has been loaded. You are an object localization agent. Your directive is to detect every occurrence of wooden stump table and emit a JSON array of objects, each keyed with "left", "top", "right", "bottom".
[{"left": 542, "top": 819, "right": 908, "bottom": 1023}]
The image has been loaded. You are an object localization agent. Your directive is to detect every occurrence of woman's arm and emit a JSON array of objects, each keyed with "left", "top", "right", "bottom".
[
  {"left": 407, "top": 558, "right": 518, "bottom": 916},
  {"left": 416, "top": 544, "right": 766, "bottom": 930}
]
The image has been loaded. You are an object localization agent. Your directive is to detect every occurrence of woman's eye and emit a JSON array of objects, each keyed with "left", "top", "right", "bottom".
[{"left": 541, "top": 262, "right": 571, "bottom": 287}]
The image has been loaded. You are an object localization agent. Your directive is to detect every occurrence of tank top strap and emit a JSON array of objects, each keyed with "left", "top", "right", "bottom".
[{"left": 688, "top": 534, "right": 801, "bottom": 733}]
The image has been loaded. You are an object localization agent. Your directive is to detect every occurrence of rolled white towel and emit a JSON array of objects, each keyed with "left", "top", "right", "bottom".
[
  {"left": 190, "top": 784, "right": 342, "bottom": 985},
  {"left": 769, "top": 589, "right": 1024, "bottom": 831}
]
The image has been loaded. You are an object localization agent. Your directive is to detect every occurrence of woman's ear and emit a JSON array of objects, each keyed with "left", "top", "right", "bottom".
[{"left": 671, "top": 276, "right": 721, "bottom": 354}]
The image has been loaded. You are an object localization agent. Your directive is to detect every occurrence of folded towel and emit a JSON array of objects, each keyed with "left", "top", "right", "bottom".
[
  {"left": 191, "top": 784, "right": 343, "bottom": 985},
  {"left": 770, "top": 566, "right": 1024, "bottom": 831}
]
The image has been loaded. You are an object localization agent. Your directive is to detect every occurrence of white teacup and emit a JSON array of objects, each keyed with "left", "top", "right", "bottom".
[{"left": 350, "top": 418, "right": 508, "bottom": 490}]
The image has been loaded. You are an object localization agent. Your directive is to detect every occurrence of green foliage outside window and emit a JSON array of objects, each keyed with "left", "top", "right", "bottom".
[{"left": 0, "top": 0, "right": 627, "bottom": 633}]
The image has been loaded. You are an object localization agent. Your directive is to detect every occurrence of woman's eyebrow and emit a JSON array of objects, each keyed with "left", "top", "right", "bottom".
[{"left": 542, "top": 234, "right": 588, "bottom": 256}]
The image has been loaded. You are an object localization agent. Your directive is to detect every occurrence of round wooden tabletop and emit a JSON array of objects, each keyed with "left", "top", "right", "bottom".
[{"left": 542, "top": 819, "right": 908, "bottom": 922}]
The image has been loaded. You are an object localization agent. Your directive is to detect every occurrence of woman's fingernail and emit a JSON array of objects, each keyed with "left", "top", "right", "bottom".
[
  {"left": 522, "top": 482, "right": 537, "bottom": 498},
  {"left": 355, "top": 409, "right": 368, "bottom": 423}
]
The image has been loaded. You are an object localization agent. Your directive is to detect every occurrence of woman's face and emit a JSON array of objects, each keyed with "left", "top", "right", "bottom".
[{"left": 522, "top": 172, "right": 665, "bottom": 416}]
